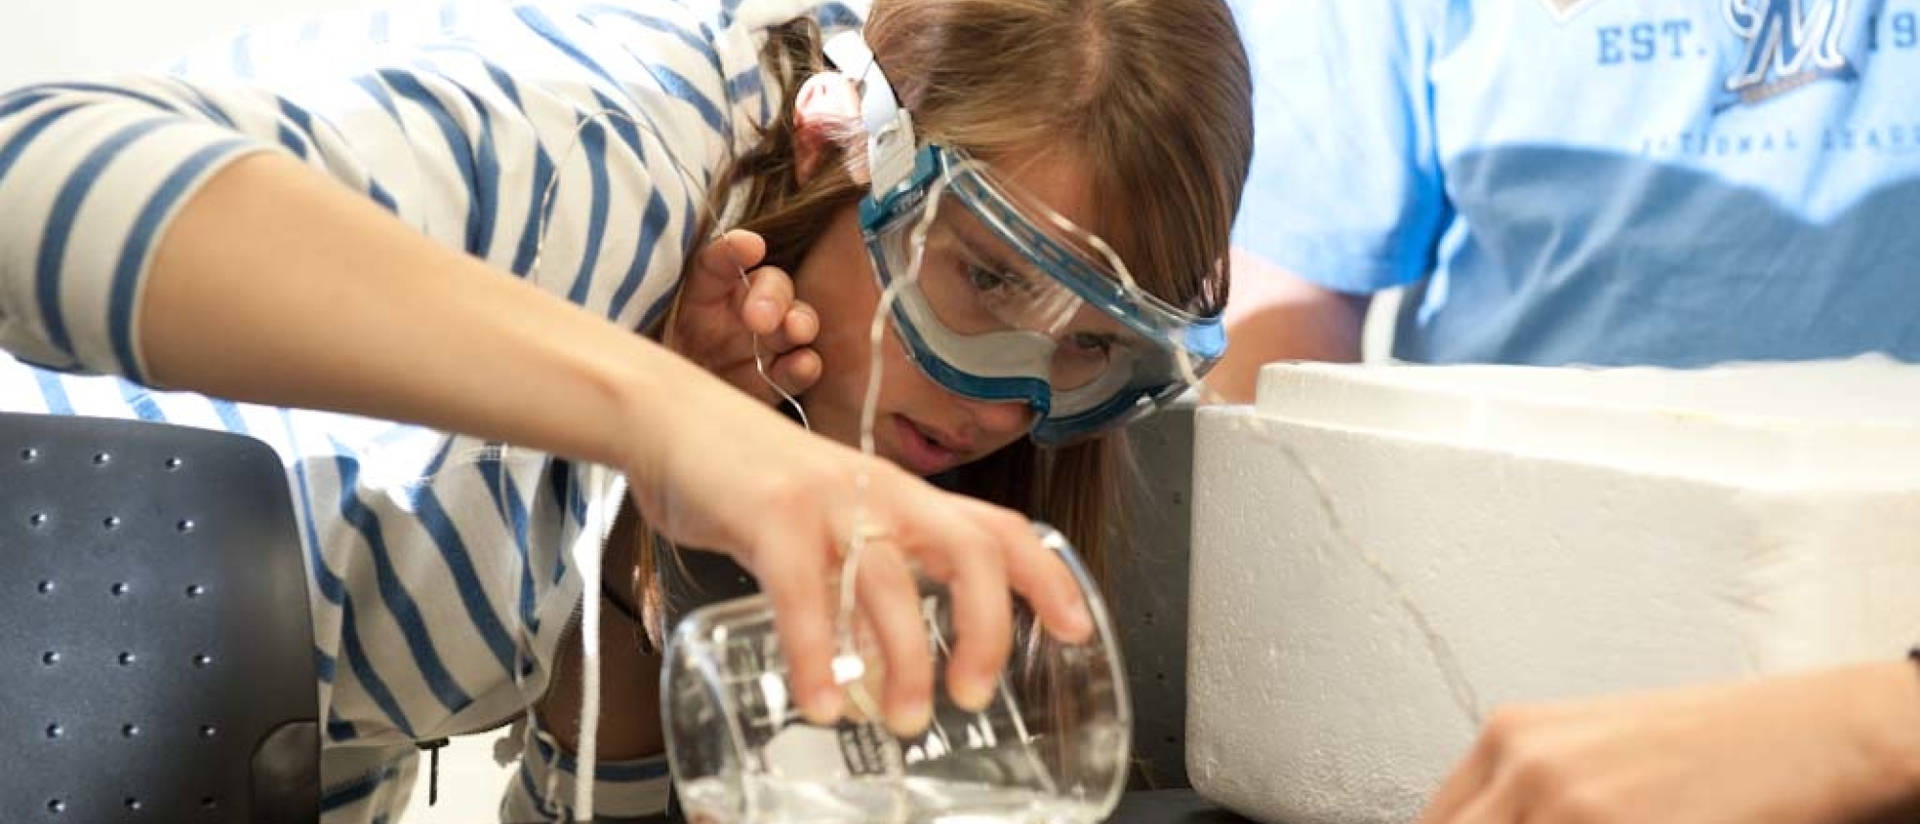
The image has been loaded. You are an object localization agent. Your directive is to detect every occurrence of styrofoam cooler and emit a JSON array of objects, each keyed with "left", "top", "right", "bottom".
[{"left": 1186, "top": 360, "right": 1920, "bottom": 823}]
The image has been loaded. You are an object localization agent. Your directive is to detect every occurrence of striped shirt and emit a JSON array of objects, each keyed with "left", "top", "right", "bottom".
[{"left": 0, "top": 0, "right": 864, "bottom": 819}]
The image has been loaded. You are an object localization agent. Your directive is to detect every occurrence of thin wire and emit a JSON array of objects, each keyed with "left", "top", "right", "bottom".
[
  {"left": 844, "top": 169, "right": 946, "bottom": 635},
  {"left": 823, "top": 153, "right": 947, "bottom": 824}
]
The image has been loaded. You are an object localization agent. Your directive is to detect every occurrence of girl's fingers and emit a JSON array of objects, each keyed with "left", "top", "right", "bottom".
[
  {"left": 851, "top": 540, "right": 937, "bottom": 736},
  {"left": 955, "top": 498, "right": 1091, "bottom": 644},
  {"left": 783, "top": 303, "right": 819, "bottom": 347},
  {"left": 684, "top": 230, "right": 767, "bottom": 308},
  {"left": 768, "top": 349, "right": 823, "bottom": 397},
  {"left": 756, "top": 531, "right": 844, "bottom": 726},
  {"left": 902, "top": 508, "right": 1013, "bottom": 713},
  {"left": 753, "top": 303, "right": 817, "bottom": 355},
  {"left": 742, "top": 266, "right": 795, "bottom": 335}
]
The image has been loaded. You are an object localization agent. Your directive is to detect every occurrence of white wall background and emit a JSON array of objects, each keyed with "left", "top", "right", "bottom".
[{"left": 0, "top": 0, "right": 422, "bottom": 86}]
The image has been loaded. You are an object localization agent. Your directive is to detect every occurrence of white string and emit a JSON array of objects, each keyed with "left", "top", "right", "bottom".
[
  {"left": 824, "top": 138, "right": 949, "bottom": 824},
  {"left": 569, "top": 466, "right": 615, "bottom": 819},
  {"left": 843, "top": 176, "right": 945, "bottom": 631}
]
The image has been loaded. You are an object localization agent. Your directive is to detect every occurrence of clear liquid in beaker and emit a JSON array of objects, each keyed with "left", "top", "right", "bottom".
[{"left": 678, "top": 775, "right": 1108, "bottom": 824}]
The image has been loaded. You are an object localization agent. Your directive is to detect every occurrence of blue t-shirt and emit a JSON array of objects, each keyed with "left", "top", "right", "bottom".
[{"left": 1231, "top": 0, "right": 1920, "bottom": 366}]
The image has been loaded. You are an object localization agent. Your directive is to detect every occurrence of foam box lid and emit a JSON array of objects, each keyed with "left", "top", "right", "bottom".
[
  {"left": 1253, "top": 358, "right": 1920, "bottom": 488},
  {"left": 1189, "top": 359, "right": 1920, "bottom": 824}
]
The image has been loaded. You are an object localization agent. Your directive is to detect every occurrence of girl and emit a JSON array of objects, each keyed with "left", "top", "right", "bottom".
[{"left": 0, "top": 0, "right": 1251, "bottom": 819}]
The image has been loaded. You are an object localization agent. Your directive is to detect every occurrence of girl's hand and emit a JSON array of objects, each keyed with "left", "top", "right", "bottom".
[
  {"left": 1416, "top": 662, "right": 1920, "bottom": 824},
  {"left": 650, "top": 232, "right": 1084, "bottom": 737},
  {"left": 621, "top": 365, "right": 1094, "bottom": 737},
  {"left": 665, "top": 230, "right": 821, "bottom": 405}
]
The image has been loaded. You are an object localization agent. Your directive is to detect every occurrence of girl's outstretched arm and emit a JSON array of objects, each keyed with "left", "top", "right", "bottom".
[{"left": 141, "top": 151, "right": 1095, "bottom": 734}]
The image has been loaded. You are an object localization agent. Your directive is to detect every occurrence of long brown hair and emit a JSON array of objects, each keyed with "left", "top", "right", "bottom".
[{"left": 634, "top": 0, "right": 1250, "bottom": 633}]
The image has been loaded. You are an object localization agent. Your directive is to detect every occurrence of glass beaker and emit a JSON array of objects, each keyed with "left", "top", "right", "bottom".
[{"left": 661, "top": 523, "right": 1131, "bottom": 824}]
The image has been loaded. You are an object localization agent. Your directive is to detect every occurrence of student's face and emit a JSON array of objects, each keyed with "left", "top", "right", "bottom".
[{"left": 792, "top": 151, "right": 1105, "bottom": 476}]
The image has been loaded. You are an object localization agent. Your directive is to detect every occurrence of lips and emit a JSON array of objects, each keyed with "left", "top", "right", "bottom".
[{"left": 888, "top": 414, "right": 967, "bottom": 475}]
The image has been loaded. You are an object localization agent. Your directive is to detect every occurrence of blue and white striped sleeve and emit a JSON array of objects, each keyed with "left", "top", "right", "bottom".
[
  {"left": 0, "top": 3, "right": 716, "bottom": 384},
  {"left": 0, "top": 79, "right": 272, "bottom": 379}
]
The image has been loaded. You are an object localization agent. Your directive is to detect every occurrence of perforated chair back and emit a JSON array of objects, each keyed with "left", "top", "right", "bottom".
[{"left": 0, "top": 412, "right": 319, "bottom": 822}]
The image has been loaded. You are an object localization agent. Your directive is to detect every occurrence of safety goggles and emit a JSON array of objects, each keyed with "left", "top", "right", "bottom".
[{"left": 826, "top": 33, "right": 1225, "bottom": 445}]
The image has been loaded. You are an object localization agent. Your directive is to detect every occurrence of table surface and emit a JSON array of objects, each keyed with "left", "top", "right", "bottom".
[
  {"left": 1105, "top": 790, "right": 1254, "bottom": 824},
  {"left": 579, "top": 789, "right": 1251, "bottom": 824}
]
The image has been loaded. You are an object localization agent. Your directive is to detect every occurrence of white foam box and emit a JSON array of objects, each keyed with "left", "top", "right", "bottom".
[{"left": 1186, "top": 360, "right": 1920, "bottom": 823}]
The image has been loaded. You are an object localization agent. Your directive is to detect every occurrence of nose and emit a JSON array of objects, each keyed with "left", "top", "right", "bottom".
[{"left": 961, "top": 396, "right": 1037, "bottom": 441}]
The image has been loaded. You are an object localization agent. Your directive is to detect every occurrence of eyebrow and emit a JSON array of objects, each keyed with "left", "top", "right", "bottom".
[
  {"left": 1063, "top": 303, "right": 1137, "bottom": 346},
  {"left": 953, "top": 222, "right": 1045, "bottom": 284}
]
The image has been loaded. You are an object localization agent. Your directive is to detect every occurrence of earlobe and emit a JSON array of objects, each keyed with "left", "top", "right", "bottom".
[{"left": 792, "top": 71, "right": 863, "bottom": 185}]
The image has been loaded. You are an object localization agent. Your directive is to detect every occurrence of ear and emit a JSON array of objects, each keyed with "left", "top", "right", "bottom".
[{"left": 793, "top": 71, "right": 865, "bottom": 185}]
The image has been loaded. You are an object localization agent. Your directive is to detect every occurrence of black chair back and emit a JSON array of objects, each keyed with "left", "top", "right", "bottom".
[{"left": 0, "top": 412, "right": 318, "bottom": 822}]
